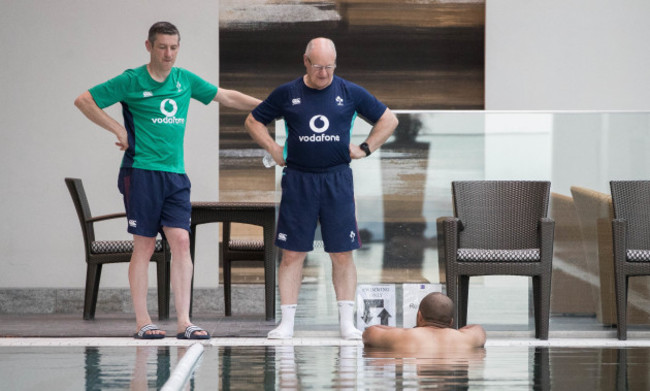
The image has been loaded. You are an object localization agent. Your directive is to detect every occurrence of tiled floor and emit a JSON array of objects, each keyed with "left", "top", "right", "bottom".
[
  {"left": 0, "top": 312, "right": 274, "bottom": 339},
  {"left": 3, "top": 277, "right": 650, "bottom": 343},
  {"left": 3, "top": 311, "right": 650, "bottom": 347}
]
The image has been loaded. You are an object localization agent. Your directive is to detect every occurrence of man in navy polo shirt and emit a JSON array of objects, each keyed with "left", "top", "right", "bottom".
[{"left": 245, "top": 37, "right": 398, "bottom": 339}]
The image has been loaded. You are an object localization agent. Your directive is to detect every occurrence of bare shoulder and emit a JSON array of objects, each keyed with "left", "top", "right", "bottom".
[
  {"left": 458, "top": 324, "right": 487, "bottom": 347},
  {"left": 362, "top": 325, "right": 409, "bottom": 349}
]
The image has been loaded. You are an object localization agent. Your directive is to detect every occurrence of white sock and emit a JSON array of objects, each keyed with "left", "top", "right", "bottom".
[
  {"left": 338, "top": 301, "right": 362, "bottom": 340},
  {"left": 268, "top": 304, "right": 297, "bottom": 339}
]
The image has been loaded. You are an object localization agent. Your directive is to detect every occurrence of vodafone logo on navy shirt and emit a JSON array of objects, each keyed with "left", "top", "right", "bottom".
[
  {"left": 299, "top": 115, "right": 340, "bottom": 142},
  {"left": 309, "top": 115, "right": 329, "bottom": 133}
]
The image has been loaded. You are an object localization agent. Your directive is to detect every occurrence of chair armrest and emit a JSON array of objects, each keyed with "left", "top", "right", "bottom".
[
  {"left": 437, "top": 217, "right": 461, "bottom": 279},
  {"left": 436, "top": 217, "right": 461, "bottom": 244},
  {"left": 539, "top": 217, "right": 555, "bottom": 264},
  {"left": 87, "top": 212, "right": 127, "bottom": 223},
  {"left": 612, "top": 218, "right": 627, "bottom": 264}
]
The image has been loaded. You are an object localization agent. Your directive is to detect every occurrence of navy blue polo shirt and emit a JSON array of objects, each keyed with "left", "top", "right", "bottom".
[{"left": 252, "top": 76, "right": 387, "bottom": 172}]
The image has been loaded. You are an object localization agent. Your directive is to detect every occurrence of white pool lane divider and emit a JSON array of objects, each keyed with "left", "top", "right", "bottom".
[{"left": 161, "top": 343, "right": 204, "bottom": 391}]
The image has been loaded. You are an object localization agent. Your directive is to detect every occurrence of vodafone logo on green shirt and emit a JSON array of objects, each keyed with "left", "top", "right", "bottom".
[
  {"left": 161, "top": 99, "right": 178, "bottom": 116},
  {"left": 152, "top": 98, "right": 185, "bottom": 124}
]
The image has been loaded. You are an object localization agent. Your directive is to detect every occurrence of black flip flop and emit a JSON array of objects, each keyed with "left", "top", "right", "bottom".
[
  {"left": 133, "top": 324, "right": 165, "bottom": 339},
  {"left": 177, "top": 325, "right": 210, "bottom": 339}
]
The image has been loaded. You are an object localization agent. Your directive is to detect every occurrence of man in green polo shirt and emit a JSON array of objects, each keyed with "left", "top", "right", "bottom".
[{"left": 74, "top": 21, "right": 261, "bottom": 339}]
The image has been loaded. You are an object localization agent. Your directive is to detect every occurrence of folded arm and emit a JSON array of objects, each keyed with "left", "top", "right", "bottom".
[
  {"left": 74, "top": 91, "right": 128, "bottom": 150},
  {"left": 244, "top": 113, "right": 285, "bottom": 166},
  {"left": 362, "top": 325, "right": 403, "bottom": 349},
  {"left": 350, "top": 108, "right": 399, "bottom": 159}
]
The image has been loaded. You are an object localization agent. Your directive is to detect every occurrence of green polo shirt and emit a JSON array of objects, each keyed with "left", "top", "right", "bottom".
[{"left": 89, "top": 65, "right": 218, "bottom": 173}]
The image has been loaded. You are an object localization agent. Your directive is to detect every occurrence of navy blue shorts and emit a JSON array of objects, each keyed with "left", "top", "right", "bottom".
[
  {"left": 118, "top": 167, "right": 192, "bottom": 237},
  {"left": 275, "top": 165, "right": 361, "bottom": 253}
]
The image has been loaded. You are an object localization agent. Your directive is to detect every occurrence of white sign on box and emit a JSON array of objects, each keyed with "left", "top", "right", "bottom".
[
  {"left": 402, "top": 283, "right": 444, "bottom": 328},
  {"left": 356, "top": 284, "right": 396, "bottom": 330}
]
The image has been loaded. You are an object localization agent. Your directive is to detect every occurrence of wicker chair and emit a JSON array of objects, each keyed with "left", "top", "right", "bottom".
[
  {"left": 437, "top": 180, "right": 554, "bottom": 339},
  {"left": 610, "top": 180, "right": 650, "bottom": 340},
  {"left": 65, "top": 178, "right": 170, "bottom": 320},
  {"left": 222, "top": 222, "right": 264, "bottom": 316}
]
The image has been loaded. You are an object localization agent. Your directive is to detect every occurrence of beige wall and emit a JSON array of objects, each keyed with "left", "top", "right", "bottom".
[
  {"left": 486, "top": 0, "right": 650, "bottom": 110},
  {"left": 0, "top": 1, "right": 220, "bottom": 288},
  {"left": 2, "top": 0, "right": 650, "bottom": 289}
]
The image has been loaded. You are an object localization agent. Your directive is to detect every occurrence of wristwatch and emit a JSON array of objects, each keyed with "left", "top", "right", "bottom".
[{"left": 359, "top": 142, "right": 371, "bottom": 157}]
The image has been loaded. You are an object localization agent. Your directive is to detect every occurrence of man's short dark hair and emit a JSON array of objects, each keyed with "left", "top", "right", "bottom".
[
  {"left": 148, "top": 21, "right": 180, "bottom": 44},
  {"left": 419, "top": 292, "right": 453, "bottom": 326}
]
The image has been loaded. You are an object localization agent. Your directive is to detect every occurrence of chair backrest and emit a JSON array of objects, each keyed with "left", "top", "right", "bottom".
[
  {"left": 65, "top": 177, "right": 95, "bottom": 248},
  {"left": 610, "top": 180, "right": 650, "bottom": 250},
  {"left": 452, "top": 180, "right": 550, "bottom": 249}
]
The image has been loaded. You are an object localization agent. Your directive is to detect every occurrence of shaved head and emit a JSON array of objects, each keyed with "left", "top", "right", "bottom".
[{"left": 418, "top": 292, "right": 453, "bottom": 327}]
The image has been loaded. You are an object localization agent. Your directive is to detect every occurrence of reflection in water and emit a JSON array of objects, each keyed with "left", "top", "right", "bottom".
[
  {"left": 217, "top": 345, "right": 489, "bottom": 389},
  {"left": 84, "top": 346, "right": 170, "bottom": 391},
  {"left": 14, "top": 345, "right": 639, "bottom": 390},
  {"left": 129, "top": 346, "right": 169, "bottom": 390},
  {"left": 534, "top": 347, "right": 550, "bottom": 391},
  {"left": 221, "top": 346, "right": 276, "bottom": 390},
  {"left": 363, "top": 347, "right": 486, "bottom": 390},
  {"left": 276, "top": 346, "right": 298, "bottom": 389}
]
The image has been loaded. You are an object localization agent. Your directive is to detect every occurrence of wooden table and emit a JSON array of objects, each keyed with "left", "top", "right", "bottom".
[{"left": 190, "top": 201, "right": 277, "bottom": 320}]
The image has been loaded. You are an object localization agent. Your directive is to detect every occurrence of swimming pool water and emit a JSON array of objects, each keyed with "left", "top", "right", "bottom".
[{"left": 0, "top": 345, "right": 648, "bottom": 390}]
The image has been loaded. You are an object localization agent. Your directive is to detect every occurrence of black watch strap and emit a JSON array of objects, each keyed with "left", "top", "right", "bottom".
[{"left": 359, "top": 142, "right": 371, "bottom": 157}]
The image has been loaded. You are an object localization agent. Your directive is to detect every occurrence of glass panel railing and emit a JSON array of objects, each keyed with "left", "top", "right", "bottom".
[{"left": 269, "top": 111, "right": 650, "bottom": 328}]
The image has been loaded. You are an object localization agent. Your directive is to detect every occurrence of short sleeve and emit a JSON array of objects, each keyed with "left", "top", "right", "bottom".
[
  {"left": 183, "top": 69, "right": 218, "bottom": 104},
  {"left": 251, "top": 86, "right": 286, "bottom": 125},
  {"left": 349, "top": 82, "right": 387, "bottom": 124},
  {"left": 88, "top": 71, "right": 132, "bottom": 109}
]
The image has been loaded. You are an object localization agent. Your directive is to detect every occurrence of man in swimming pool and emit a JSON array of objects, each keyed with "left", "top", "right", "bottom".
[{"left": 362, "top": 292, "right": 486, "bottom": 351}]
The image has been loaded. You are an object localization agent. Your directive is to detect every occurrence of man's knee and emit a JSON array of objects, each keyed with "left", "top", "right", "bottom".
[
  {"left": 133, "top": 235, "right": 157, "bottom": 253},
  {"left": 163, "top": 227, "right": 190, "bottom": 250},
  {"left": 281, "top": 250, "right": 307, "bottom": 266},
  {"left": 330, "top": 251, "right": 354, "bottom": 267}
]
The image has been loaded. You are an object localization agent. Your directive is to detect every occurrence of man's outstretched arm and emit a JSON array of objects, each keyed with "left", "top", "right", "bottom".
[{"left": 213, "top": 88, "right": 261, "bottom": 111}]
